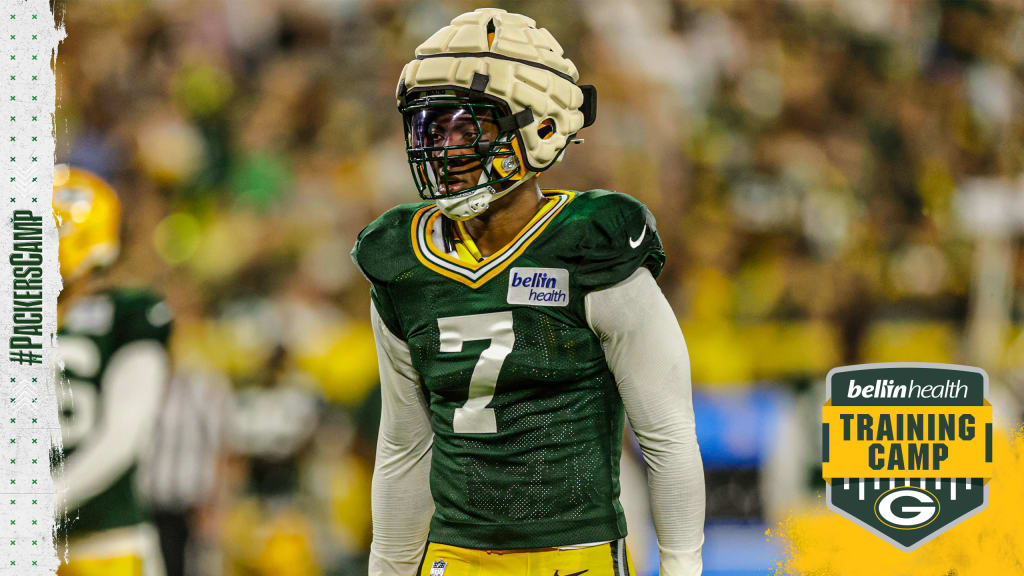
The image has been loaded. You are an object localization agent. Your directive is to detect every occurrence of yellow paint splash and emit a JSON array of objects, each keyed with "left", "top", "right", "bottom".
[{"left": 772, "top": 427, "right": 1024, "bottom": 576}]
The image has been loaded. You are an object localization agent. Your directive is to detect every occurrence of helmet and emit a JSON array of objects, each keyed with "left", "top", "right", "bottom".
[
  {"left": 397, "top": 8, "right": 597, "bottom": 220},
  {"left": 52, "top": 164, "right": 121, "bottom": 282}
]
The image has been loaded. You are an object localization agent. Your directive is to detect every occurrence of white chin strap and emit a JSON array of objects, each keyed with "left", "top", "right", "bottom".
[{"left": 436, "top": 173, "right": 535, "bottom": 221}]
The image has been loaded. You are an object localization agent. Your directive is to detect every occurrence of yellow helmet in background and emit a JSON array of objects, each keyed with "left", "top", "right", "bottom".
[{"left": 52, "top": 164, "right": 121, "bottom": 282}]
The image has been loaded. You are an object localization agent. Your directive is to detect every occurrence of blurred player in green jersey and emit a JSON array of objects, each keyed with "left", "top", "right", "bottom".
[
  {"left": 351, "top": 8, "right": 704, "bottom": 576},
  {"left": 54, "top": 165, "right": 171, "bottom": 576}
]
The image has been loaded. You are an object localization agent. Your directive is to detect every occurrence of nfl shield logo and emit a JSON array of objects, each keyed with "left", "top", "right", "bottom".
[{"left": 430, "top": 559, "right": 448, "bottom": 576}]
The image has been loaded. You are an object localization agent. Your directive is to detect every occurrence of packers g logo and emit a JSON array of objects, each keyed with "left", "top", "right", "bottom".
[{"left": 874, "top": 486, "right": 939, "bottom": 530}]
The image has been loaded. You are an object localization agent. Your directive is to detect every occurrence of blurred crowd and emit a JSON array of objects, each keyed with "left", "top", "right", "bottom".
[{"left": 55, "top": 0, "right": 1024, "bottom": 574}]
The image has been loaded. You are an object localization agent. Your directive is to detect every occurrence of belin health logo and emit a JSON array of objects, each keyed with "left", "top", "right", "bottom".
[
  {"left": 822, "top": 363, "right": 993, "bottom": 551},
  {"left": 507, "top": 267, "right": 569, "bottom": 307}
]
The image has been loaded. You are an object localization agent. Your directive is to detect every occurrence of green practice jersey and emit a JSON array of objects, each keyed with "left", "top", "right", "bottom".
[
  {"left": 58, "top": 288, "right": 172, "bottom": 536},
  {"left": 352, "top": 189, "right": 665, "bottom": 549}
]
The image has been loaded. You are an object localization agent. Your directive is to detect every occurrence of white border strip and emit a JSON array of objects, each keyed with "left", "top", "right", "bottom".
[{"left": 0, "top": 1, "right": 62, "bottom": 574}]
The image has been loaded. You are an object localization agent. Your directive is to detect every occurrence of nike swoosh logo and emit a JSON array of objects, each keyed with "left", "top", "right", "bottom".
[
  {"left": 554, "top": 571, "right": 588, "bottom": 576},
  {"left": 628, "top": 225, "right": 646, "bottom": 249}
]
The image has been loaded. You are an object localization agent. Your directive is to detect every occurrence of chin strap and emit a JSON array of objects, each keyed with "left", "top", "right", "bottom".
[{"left": 435, "top": 172, "right": 536, "bottom": 221}]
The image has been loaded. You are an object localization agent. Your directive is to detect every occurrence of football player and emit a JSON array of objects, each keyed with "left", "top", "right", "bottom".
[
  {"left": 53, "top": 165, "right": 171, "bottom": 576},
  {"left": 351, "top": 8, "right": 705, "bottom": 576}
]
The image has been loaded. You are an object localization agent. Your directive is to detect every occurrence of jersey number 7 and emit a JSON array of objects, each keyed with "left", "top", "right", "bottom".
[{"left": 437, "top": 312, "right": 514, "bottom": 434}]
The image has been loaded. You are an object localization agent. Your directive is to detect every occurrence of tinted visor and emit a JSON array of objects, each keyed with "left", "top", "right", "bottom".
[
  {"left": 401, "top": 97, "right": 517, "bottom": 199},
  {"left": 408, "top": 105, "right": 498, "bottom": 151}
]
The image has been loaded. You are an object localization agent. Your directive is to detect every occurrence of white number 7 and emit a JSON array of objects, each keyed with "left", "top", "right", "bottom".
[{"left": 437, "top": 311, "right": 515, "bottom": 434}]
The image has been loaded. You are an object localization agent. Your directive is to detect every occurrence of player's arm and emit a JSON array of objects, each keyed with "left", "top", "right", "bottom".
[
  {"left": 368, "top": 301, "right": 434, "bottom": 576},
  {"left": 585, "top": 267, "right": 705, "bottom": 576},
  {"left": 55, "top": 340, "right": 168, "bottom": 510}
]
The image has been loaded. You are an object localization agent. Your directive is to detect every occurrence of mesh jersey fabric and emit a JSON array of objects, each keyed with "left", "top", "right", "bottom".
[{"left": 352, "top": 189, "right": 664, "bottom": 548}]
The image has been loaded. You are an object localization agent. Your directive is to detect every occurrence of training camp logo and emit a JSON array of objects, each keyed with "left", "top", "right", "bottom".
[
  {"left": 822, "top": 363, "right": 993, "bottom": 551},
  {"left": 507, "top": 267, "right": 569, "bottom": 307}
]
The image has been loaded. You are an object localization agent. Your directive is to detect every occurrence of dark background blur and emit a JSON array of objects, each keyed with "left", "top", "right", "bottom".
[{"left": 54, "top": 0, "right": 1024, "bottom": 574}]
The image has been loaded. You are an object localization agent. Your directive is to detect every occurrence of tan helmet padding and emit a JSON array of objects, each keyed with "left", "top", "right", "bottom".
[{"left": 398, "top": 8, "right": 585, "bottom": 170}]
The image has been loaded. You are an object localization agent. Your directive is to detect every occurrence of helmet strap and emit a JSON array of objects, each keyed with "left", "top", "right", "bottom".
[{"left": 496, "top": 108, "right": 534, "bottom": 133}]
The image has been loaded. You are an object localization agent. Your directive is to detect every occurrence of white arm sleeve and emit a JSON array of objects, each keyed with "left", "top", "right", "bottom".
[
  {"left": 585, "top": 268, "right": 706, "bottom": 576},
  {"left": 56, "top": 340, "right": 168, "bottom": 510},
  {"left": 369, "top": 302, "right": 434, "bottom": 576}
]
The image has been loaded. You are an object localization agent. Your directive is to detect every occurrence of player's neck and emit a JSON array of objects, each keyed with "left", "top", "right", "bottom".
[{"left": 461, "top": 179, "right": 546, "bottom": 258}]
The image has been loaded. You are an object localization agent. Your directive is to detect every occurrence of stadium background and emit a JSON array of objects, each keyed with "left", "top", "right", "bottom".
[{"left": 53, "top": 0, "right": 1024, "bottom": 574}]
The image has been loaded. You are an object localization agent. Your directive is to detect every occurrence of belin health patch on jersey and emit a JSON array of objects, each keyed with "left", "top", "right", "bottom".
[
  {"left": 822, "top": 363, "right": 993, "bottom": 551},
  {"left": 507, "top": 267, "right": 569, "bottom": 307}
]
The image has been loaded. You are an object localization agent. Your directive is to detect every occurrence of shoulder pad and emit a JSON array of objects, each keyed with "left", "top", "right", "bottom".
[
  {"left": 104, "top": 288, "right": 172, "bottom": 345},
  {"left": 350, "top": 203, "right": 427, "bottom": 285},
  {"left": 566, "top": 190, "right": 665, "bottom": 290},
  {"left": 350, "top": 203, "right": 428, "bottom": 340}
]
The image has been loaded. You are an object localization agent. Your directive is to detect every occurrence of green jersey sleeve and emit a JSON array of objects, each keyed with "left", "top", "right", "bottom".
[{"left": 570, "top": 190, "right": 665, "bottom": 291}]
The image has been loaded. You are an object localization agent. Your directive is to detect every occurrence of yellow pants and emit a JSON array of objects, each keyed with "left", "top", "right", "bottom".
[
  {"left": 59, "top": 554, "right": 143, "bottom": 576},
  {"left": 58, "top": 524, "right": 163, "bottom": 576},
  {"left": 419, "top": 539, "right": 636, "bottom": 576}
]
